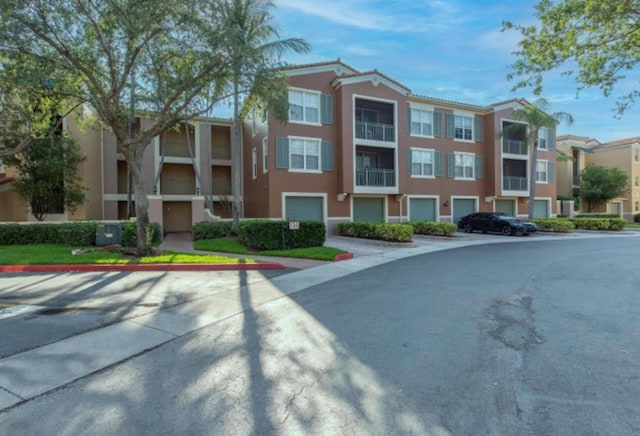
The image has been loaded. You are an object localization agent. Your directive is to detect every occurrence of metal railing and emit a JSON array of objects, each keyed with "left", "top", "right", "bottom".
[
  {"left": 503, "top": 140, "right": 527, "bottom": 155},
  {"left": 355, "top": 121, "right": 395, "bottom": 142},
  {"left": 356, "top": 168, "right": 396, "bottom": 187},
  {"left": 503, "top": 176, "right": 528, "bottom": 191}
]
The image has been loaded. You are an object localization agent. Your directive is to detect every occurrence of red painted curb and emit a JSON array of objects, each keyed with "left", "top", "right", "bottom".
[
  {"left": 334, "top": 252, "right": 354, "bottom": 261},
  {"left": 0, "top": 263, "right": 286, "bottom": 273}
]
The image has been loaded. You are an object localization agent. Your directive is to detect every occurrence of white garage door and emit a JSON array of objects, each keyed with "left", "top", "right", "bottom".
[
  {"left": 533, "top": 199, "right": 549, "bottom": 218},
  {"left": 409, "top": 198, "right": 437, "bottom": 222},
  {"left": 452, "top": 198, "right": 476, "bottom": 223},
  {"left": 285, "top": 196, "right": 324, "bottom": 221}
]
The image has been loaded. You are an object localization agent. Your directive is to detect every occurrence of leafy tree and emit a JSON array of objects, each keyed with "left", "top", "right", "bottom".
[
  {"left": 218, "top": 0, "right": 309, "bottom": 231},
  {"left": 504, "top": 0, "right": 640, "bottom": 114},
  {"left": 579, "top": 164, "right": 628, "bottom": 212},
  {"left": 4, "top": 135, "right": 86, "bottom": 221},
  {"left": 504, "top": 99, "right": 573, "bottom": 218},
  {"left": 0, "top": 0, "right": 232, "bottom": 254}
]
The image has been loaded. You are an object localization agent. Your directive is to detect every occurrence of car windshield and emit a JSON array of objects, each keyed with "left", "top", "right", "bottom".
[{"left": 500, "top": 215, "right": 517, "bottom": 221}]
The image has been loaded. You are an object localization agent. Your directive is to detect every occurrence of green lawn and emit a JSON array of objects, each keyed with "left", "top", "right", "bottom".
[
  {"left": 0, "top": 244, "right": 254, "bottom": 265},
  {"left": 194, "top": 237, "right": 346, "bottom": 261}
]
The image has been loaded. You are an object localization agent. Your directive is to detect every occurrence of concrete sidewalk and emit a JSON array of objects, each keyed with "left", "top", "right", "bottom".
[{"left": 1, "top": 230, "right": 637, "bottom": 411}]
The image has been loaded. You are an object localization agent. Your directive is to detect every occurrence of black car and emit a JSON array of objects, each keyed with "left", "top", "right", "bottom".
[{"left": 457, "top": 212, "right": 538, "bottom": 236}]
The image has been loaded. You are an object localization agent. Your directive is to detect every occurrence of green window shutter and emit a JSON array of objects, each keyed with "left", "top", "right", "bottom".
[
  {"left": 475, "top": 155, "right": 483, "bottom": 180},
  {"left": 474, "top": 117, "right": 483, "bottom": 142},
  {"left": 407, "top": 148, "right": 413, "bottom": 176},
  {"left": 321, "top": 140, "right": 334, "bottom": 171},
  {"left": 321, "top": 94, "right": 333, "bottom": 124},
  {"left": 434, "top": 112, "right": 443, "bottom": 137},
  {"left": 407, "top": 106, "right": 412, "bottom": 134},
  {"left": 548, "top": 161, "right": 555, "bottom": 182},
  {"left": 446, "top": 114, "right": 454, "bottom": 138},
  {"left": 276, "top": 137, "right": 289, "bottom": 169},
  {"left": 435, "top": 150, "right": 443, "bottom": 176},
  {"left": 548, "top": 128, "right": 555, "bottom": 150},
  {"left": 447, "top": 152, "right": 455, "bottom": 177}
]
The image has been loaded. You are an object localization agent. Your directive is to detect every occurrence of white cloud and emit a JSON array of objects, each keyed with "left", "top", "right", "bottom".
[{"left": 273, "top": 0, "right": 465, "bottom": 33}]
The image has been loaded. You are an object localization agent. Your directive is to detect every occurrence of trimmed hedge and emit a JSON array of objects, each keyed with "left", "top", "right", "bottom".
[
  {"left": 238, "top": 220, "right": 326, "bottom": 250},
  {"left": 532, "top": 218, "right": 575, "bottom": 232},
  {"left": 572, "top": 217, "right": 626, "bottom": 231},
  {"left": 0, "top": 221, "right": 160, "bottom": 246},
  {"left": 409, "top": 221, "right": 458, "bottom": 237},
  {"left": 192, "top": 221, "right": 233, "bottom": 241},
  {"left": 576, "top": 214, "right": 621, "bottom": 219},
  {"left": 335, "top": 222, "right": 413, "bottom": 242}
]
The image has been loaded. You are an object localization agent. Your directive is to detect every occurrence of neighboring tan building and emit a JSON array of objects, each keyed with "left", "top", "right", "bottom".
[
  {"left": 242, "top": 60, "right": 557, "bottom": 229},
  {"left": 587, "top": 137, "right": 640, "bottom": 220},
  {"left": 0, "top": 115, "right": 236, "bottom": 233},
  {"left": 556, "top": 135, "right": 596, "bottom": 199}
]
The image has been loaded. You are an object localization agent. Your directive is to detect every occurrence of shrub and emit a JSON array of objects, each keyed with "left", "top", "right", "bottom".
[
  {"left": 410, "top": 221, "right": 458, "bottom": 237},
  {"left": 238, "top": 220, "right": 326, "bottom": 250},
  {"left": 121, "top": 221, "right": 161, "bottom": 247},
  {"left": 0, "top": 222, "right": 97, "bottom": 245},
  {"left": 571, "top": 217, "right": 626, "bottom": 231},
  {"left": 192, "top": 221, "right": 232, "bottom": 241},
  {"left": 335, "top": 222, "right": 413, "bottom": 242},
  {"left": 575, "top": 214, "right": 620, "bottom": 219},
  {"left": 532, "top": 218, "right": 575, "bottom": 232}
]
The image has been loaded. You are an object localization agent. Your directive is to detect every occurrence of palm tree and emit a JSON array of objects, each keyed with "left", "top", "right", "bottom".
[
  {"left": 219, "top": 0, "right": 310, "bottom": 231},
  {"left": 507, "top": 98, "right": 573, "bottom": 218}
]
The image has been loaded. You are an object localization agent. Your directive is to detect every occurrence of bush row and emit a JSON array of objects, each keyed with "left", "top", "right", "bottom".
[
  {"left": 532, "top": 217, "right": 627, "bottom": 232},
  {"left": 335, "top": 222, "right": 413, "bottom": 242},
  {"left": 0, "top": 221, "right": 160, "bottom": 246},
  {"left": 409, "top": 221, "right": 458, "bottom": 237},
  {"left": 532, "top": 218, "right": 575, "bottom": 232},
  {"left": 192, "top": 221, "right": 233, "bottom": 241},
  {"left": 238, "top": 220, "right": 326, "bottom": 250}
]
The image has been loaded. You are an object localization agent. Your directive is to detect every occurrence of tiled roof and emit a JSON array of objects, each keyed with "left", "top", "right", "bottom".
[
  {"left": 332, "top": 69, "right": 411, "bottom": 94},
  {"left": 590, "top": 136, "right": 640, "bottom": 150}
]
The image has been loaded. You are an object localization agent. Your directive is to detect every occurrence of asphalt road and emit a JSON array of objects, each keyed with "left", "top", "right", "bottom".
[{"left": 1, "top": 236, "right": 639, "bottom": 435}]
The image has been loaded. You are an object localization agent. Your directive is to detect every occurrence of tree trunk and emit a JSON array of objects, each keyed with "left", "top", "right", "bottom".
[
  {"left": 125, "top": 143, "right": 151, "bottom": 256},
  {"left": 231, "top": 78, "right": 242, "bottom": 233}
]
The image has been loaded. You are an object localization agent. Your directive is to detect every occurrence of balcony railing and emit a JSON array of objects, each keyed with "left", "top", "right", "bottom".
[
  {"left": 503, "top": 176, "right": 528, "bottom": 191},
  {"left": 356, "top": 168, "right": 395, "bottom": 187},
  {"left": 355, "top": 121, "right": 395, "bottom": 142},
  {"left": 503, "top": 140, "right": 527, "bottom": 155}
]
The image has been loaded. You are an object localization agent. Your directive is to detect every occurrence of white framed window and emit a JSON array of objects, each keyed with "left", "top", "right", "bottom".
[
  {"left": 536, "top": 160, "right": 548, "bottom": 183},
  {"left": 290, "top": 137, "right": 320, "bottom": 171},
  {"left": 288, "top": 89, "right": 320, "bottom": 124},
  {"left": 455, "top": 153, "right": 475, "bottom": 179},
  {"left": 252, "top": 147, "right": 257, "bottom": 179},
  {"left": 411, "top": 148, "right": 434, "bottom": 177},
  {"left": 454, "top": 115, "right": 473, "bottom": 141},
  {"left": 538, "top": 128, "right": 548, "bottom": 150},
  {"left": 410, "top": 108, "right": 433, "bottom": 137},
  {"left": 262, "top": 137, "right": 268, "bottom": 173}
]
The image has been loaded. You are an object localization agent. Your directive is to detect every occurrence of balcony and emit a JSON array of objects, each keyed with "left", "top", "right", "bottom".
[
  {"left": 355, "top": 98, "right": 395, "bottom": 143},
  {"left": 355, "top": 121, "right": 395, "bottom": 142},
  {"left": 503, "top": 139, "right": 527, "bottom": 155},
  {"left": 503, "top": 176, "right": 528, "bottom": 192},
  {"left": 356, "top": 168, "right": 396, "bottom": 187}
]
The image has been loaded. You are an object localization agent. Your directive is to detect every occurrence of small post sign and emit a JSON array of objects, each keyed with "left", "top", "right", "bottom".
[{"left": 288, "top": 221, "right": 300, "bottom": 230}]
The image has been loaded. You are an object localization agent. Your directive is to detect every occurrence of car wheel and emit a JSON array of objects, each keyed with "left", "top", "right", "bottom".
[
  {"left": 464, "top": 223, "right": 473, "bottom": 233},
  {"left": 501, "top": 225, "right": 513, "bottom": 236}
]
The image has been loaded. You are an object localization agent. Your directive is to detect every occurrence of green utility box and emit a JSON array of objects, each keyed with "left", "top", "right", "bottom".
[{"left": 96, "top": 223, "right": 122, "bottom": 246}]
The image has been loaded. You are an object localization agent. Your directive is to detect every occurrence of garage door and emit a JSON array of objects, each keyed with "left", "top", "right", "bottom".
[
  {"left": 285, "top": 196, "right": 323, "bottom": 221},
  {"left": 533, "top": 199, "right": 549, "bottom": 218},
  {"left": 353, "top": 197, "right": 384, "bottom": 222},
  {"left": 409, "top": 198, "right": 436, "bottom": 222},
  {"left": 452, "top": 198, "right": 476, "bottom": 223},
  {"left": 610, "top": 202, "right": 622, "bottom": 216},
  {"left": 163, "top": 201, "right": 192, "bottom": 233},
  {"left": 495, "top": 199, "right": 515, "bottom": 216}
]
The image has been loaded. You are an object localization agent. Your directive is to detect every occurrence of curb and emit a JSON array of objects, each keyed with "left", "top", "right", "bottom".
[
  {"left": 334, "top": 252, "right": 354, "bottom": 261},
  {"left": 0, "top": 262, "right": 286, "bottom": 273}
]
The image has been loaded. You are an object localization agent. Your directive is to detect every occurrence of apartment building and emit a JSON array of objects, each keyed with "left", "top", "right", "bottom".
[
  {"left": 0, "top": 115, "right": 236, "bottom": 233},
  {"left": 242, "top": 60, "right": 557, "bottom": 229},
  {"left": 555, "top": 135, "right": 596, "bottom": 199}
]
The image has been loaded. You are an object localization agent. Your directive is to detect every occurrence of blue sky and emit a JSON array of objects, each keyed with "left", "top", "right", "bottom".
[{"left": 270, "top": 0, "right": 640, "bottom": 143}]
